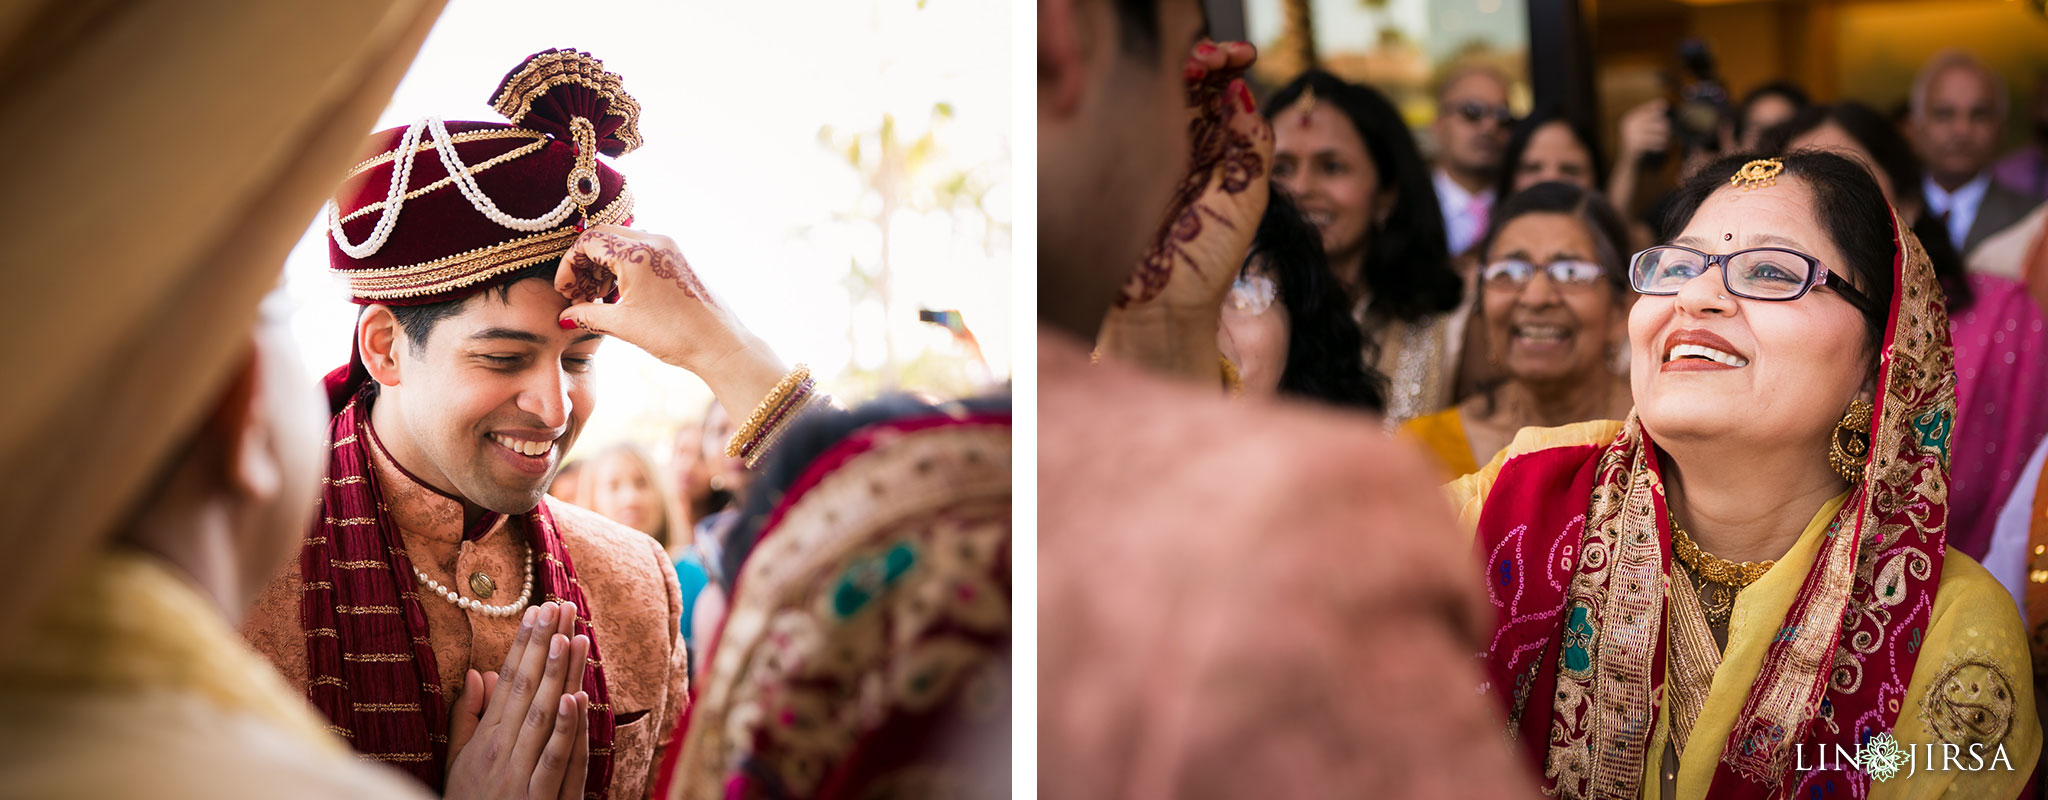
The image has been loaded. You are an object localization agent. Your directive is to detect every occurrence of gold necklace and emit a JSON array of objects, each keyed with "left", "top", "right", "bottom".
[
  {"left": 1669, "top": 517, "right": 1774, "bottom": 627},
  {"left": 1668, "top": 517, "right": 1774, "bottom": 586}
]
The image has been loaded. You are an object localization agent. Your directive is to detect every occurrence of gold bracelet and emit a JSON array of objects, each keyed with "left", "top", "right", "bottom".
[
  {"left": 743, "top": 391, "right": 825, "bottom": 469},
  {"left": 725, "top": 364, "right": 810, "bottom": 458},
  {"left": 1220, "top": 355, "right": 1244, "bottom": 397}
]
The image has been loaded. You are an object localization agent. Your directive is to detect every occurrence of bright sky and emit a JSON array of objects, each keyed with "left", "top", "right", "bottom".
[{"left": 282, "top": 0, "right": 1011, "bottom": 454}]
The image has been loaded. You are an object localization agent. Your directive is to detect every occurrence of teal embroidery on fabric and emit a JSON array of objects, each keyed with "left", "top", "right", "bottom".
[
  {"left": 830, "top": 542, "right": 919, "bottom": 618},
  {"left": 1562, "top": 604, "right": 1597, "bottom": 675},
  {"left": 1912, "top": 409, "right": 1952, "bottom": 455}
]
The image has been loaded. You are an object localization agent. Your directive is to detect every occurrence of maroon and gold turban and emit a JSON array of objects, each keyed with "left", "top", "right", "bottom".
[{"left": 326, "top": 48, "right": 640, "bottom": 305}]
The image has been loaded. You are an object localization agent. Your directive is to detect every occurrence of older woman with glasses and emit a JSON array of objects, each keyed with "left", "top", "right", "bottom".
[
  {"left": 1449, "top": 151, "right": 2038, "bottom": 798},
  {"left": 1401, "top": 182, "right": 1633, "bottom": 477}
]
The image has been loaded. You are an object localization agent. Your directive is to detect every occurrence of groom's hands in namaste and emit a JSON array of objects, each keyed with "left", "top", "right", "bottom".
[{"left": 444, "top": 600, "right": 590, "bottom": 800}]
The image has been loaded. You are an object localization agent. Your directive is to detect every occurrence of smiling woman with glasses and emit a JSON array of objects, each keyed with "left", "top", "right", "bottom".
[
  {"left": 1444, "top": 151, "right": 2039, "bottom": 798},
  {"left": 1399, "top": 182, "right": 1633, "bottom": 478}
]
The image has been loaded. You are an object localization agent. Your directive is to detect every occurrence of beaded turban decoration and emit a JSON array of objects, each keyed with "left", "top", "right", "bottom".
[{"left": 326, "top": 48, "right": 641, "bottom": 304}]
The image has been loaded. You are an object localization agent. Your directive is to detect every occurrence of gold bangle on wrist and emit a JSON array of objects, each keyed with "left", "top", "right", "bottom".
[
  {"left": 725, "top": 364, "right": 810, "bottom": 459},
  {"left": 1220, "top": 356, "right": 1244, "bottom": 397}
]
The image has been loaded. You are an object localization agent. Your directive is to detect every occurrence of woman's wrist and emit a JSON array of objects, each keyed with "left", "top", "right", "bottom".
[
  {"left": 1096, "top": 302, "right": 1225, "bottom": 385},
  {"left": 699, "top": 337, "right": 787, "bottom": 423}
]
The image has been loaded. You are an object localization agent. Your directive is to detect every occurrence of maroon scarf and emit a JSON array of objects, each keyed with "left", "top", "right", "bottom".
[
  {"left": 302, "top": 380, "right": 617, "bottom": 795},
  {"left": 1475, "top": 212, "right": 1954, "bottom": 799}
]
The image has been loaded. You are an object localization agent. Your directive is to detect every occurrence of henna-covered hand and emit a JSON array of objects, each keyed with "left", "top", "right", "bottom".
[
  {"left": 553, "top": 226, "right": 752, "bottom": 374},
  {"left": 1118, "top": 40, "right": 1273, "bottom": 311},
  {"left": 552, "top": 225, "right": 791, "bottom": 431}
]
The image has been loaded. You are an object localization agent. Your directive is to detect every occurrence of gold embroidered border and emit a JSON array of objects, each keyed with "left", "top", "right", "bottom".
[
  {"left": 344, "top": 127, "right": 544, "bottom": 181},
  {"left": 312, "top": 676, "right": 347, "bottom": 688},
  {"left": 1667, "top": 566, "right": 1723, "bottom": 756},
  {"left": 337, "top": 605, "right": 402, "bottom": 615},
  {"left": 332, "top": 434, "right": 358, "bottom": 449},
  {"left": 343, "top": 652, "right": 412, "bottom": 663},
  {"left": 365, "top": 752, "right": 434, "bottom": 763},
  {"left": 323, "top": 476, "right": 365, "bottom": 487},
  {"left": 303, "top": 581, "right": 334, "bottom": 591},
  {"left": 353, "top": 702, "right": 422, "bottom": 713},
  {"left": 326, "top": 724, "right": 354, "bottom": 739},
  {"left": 330, "top": 559, "right": 386, "bottom": 570},
  {"left": 308, "top": 627, "right": 340, "bottom": 638},
  {"left": 325, "top": 517, "right": 376, "bottom": 527},
  {"left": 339, "top": 137, "right": 551, "bottom": 225},
  {"left": 341, "top": 188, "right": 632, "bottom": 301}
]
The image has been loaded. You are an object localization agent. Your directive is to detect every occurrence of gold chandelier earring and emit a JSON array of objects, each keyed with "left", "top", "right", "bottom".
[{"left": 1828, "top": 400, "right": 1874, "bottom": 483}]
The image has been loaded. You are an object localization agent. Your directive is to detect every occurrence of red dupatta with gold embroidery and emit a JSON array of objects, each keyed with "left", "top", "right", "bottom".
[
  {"left": 301, "top": 380, "right": 617, "bottom": 796},
  {"left": 660, "top": 411, "right": 1012, "bottom": 800},
  {"left": 1475, "top": 211, "right": 1955, "bottom": 799}
]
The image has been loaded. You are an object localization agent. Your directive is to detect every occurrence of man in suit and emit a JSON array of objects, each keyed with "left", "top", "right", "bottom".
[{"left": 1911, "top": 49, "right": 2042, "bottom": 257}]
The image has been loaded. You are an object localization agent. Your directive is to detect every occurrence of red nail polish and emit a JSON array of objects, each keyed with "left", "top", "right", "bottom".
[
  {"left": 1185, "top": 63, "right": 1206, "bottom": 83},
  {"left": 1196, "top": 42, "right": 1216, "bottom": 57},
  {"left": 1234, "top": 80, "right": 1256, "bottom": 113},
  {"left": 558, "top": 318, "right": 577, "bottom": 330}
]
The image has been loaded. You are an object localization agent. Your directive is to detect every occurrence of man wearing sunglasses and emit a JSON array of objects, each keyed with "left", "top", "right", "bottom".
[{"left": 1432, "top": 63, "right": 1513, "bottom": 256}]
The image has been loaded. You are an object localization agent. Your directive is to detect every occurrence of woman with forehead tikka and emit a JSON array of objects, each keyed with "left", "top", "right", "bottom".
[{"left": 1454, "top": 151, "right": 2037, "bottom": 798}]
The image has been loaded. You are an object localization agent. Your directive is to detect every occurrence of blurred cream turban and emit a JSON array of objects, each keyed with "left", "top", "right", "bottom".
[{"left": 0, "top": 0, "right": 445, "bottom": 654}]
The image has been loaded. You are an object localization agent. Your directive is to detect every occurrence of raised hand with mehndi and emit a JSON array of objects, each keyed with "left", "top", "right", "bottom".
[
  {"left": 553, "top": 225, "right": 791, "bottom": 431},
  {"left": 1097, "top": 39, "right": 1274, "bottom": 384}
]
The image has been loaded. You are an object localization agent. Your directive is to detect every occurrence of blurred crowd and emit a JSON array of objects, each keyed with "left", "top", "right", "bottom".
[{"left": 1223, "top": 47, "right": 2048, "bottom": 590}]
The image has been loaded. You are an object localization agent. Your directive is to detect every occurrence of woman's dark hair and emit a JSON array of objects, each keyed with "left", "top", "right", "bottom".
[
  {"left": 1756, "top": 102, "right": 1973, "bottom": 310},
  {"left": 1735, "top": 80, "right": 1811, "bottom": 143},
  {"left": 723, "top": 393, "right": 1011, "bottom": 584},
  {"left": 1660, "top": 151, "right": 1898, "bottom": 351},
  {"left": 1475, "top": 181, "right": 1633, "bottom": 291},
  {"left": 1265, "top": 70, "right": 1462, "bottom": 324},
  {"left": 1493, "top": 109, "right": 1607, "bottom": 202},
  {"left": 1251, "top": 189, "right": 1387, "bottom": 412}
]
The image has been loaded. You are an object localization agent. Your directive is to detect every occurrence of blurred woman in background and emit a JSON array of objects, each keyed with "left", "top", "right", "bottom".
[
  {"left": 1265, "top": 70, "right": 1467, "bottom": 425},
  {"left": 1219, "top": 189, "right": 1386, "bottom": 411},
  {"left": 1495, "top": 110, "right": 1605, "bottom": 198},
  {"left": 1400, "top": 182, "right": 1633, "bottom": 477},
  {"left": 587, "top": 443, "right": 711, "bottom": 662}
]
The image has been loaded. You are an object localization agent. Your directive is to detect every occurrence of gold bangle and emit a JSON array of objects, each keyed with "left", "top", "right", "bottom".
[
  {"left": 743, "top": 391, "right": 824, "bottom": 469},
  {"left": 1220, "top": 355, "right": 1244, "bottom": 397},
  {"left": 725, "top": 364, "right": 810, "bottom": 458}
]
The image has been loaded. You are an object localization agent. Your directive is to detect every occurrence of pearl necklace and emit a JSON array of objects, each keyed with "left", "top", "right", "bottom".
[{"left": 413, "top": 544, "right": 535, "bottom": 618}]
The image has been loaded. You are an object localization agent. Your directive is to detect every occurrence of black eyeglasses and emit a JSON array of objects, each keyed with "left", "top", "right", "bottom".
[
  {"left": 1628, "top": 245, "right": 1876, "bottom": 314},
  {"left": 1454, "top": 101, "right": 1512, "bottom": 126}
]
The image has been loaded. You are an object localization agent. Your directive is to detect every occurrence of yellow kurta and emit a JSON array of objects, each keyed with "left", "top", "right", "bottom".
[
  {"left": 1450, "top": 423, "right": 2042, "bottom": 799},
  {"left": 0, "top": 550, "right": 430, "bottom": 799},
  {"left": 1398, "top": 407, "right": 1479, "bottom": 480}
]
